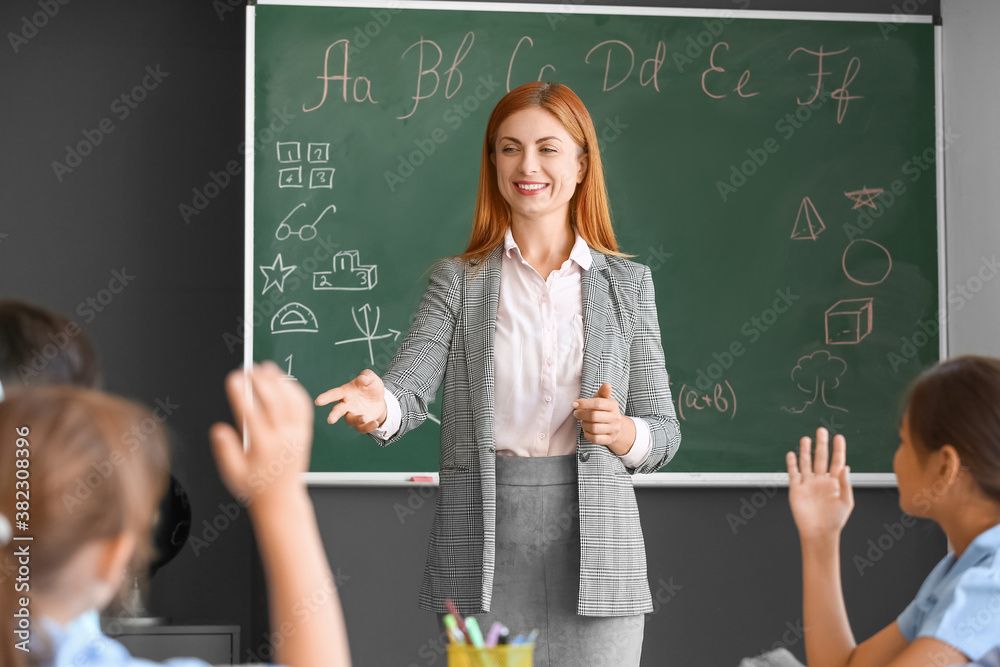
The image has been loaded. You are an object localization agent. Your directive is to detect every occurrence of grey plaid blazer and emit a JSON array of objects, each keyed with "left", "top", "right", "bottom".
[{"left": 372, "top": 244, "right": 681, "bottom": 616}]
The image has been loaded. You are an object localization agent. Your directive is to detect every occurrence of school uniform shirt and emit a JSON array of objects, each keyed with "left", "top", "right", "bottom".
[
  {"left": 896, "top": 521, "right": 1000, "bottom": 660},
  {"left": 30, "top": 609, "right": 278, "bottom": 667},
  {"left": 376, "top": 227, "right": 652, "bottom": 468},
  {"left": 971, "top": 647, "right": 1000, "bottom": 667}
]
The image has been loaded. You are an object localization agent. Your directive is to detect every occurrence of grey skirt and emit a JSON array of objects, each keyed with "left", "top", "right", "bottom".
[{"left": 439, "top": 453, "right": 644, "bottom": 667}]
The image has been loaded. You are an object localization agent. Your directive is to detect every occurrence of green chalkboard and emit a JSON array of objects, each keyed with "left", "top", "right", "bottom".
[{"left": 249, "top": 2, "right": 939, "bottom": 475}]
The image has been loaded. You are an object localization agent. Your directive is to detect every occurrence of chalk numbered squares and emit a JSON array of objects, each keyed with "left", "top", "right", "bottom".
[
  {"left": 310, "top": 168, "right": 335, "bottom": 189},
  {"left": 277, "top": 142, "right": 301, "bottom": 163},
  {"left": 278, "top": 166, "right": 303, "bottom": 188},
  {"left": 308, "top": 143, "right": 330, "bottom": 163}
]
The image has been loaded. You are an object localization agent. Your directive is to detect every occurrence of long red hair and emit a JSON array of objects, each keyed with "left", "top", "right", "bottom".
[{"left": 460, "top": 81, "right": 631, "bottom": 263}]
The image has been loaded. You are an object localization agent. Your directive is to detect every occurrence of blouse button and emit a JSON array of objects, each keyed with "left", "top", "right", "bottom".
[
  {"left": 544, "top": 396, "right": 552, "bottom": 402},
  {"left": 538, "top": 432, "right": 546, "bottom": 439},
  {"left": 546, "top": 357, "right": 554, "bottom": 366}
]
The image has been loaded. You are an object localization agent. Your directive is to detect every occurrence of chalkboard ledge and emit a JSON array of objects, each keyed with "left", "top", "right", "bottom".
[{"left": 301, "top": 472, "right": 897, "bottom": 487}]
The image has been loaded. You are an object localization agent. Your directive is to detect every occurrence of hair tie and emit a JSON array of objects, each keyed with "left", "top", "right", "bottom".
[{"left": 0, "top": 511, "right": 11, "bottom": 547}]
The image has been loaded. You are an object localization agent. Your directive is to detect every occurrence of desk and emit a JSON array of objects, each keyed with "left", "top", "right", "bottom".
[{"left": 102, "top": 622, "right": 240, "bottom": 663}]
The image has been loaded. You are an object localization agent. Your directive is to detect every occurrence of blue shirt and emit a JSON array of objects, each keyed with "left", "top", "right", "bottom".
[
  {"left": 971, "top": 647, "right": 1000, "bottom": 667},
  {"left": 31, "top": 609, "right": 280, "bottom": 667},
  {"left": 897, "top": 522, "right": 1000, "bottom": 660}
]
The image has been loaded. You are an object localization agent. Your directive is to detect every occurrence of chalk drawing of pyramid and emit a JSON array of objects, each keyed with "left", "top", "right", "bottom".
[{"left": 790, "top": 197, "right": 825, "bottom": 241}]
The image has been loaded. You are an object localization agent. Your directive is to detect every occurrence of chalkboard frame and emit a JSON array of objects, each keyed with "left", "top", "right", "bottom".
[{"left": 245, "top": 0, "right": 944, "bottom": 487}]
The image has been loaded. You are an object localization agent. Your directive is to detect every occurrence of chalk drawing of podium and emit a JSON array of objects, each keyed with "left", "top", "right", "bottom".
[{"left": 313, "top": 250, "right": 377, "bottom": 291}]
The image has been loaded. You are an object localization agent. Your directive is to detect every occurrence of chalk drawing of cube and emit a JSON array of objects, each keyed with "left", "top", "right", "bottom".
[{"left": 825, "top": 298, "right": 873, "bottom": 345}]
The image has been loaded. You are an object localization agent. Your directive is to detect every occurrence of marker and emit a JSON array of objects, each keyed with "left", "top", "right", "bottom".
[
  {"left": 464, "top": 617, "right": 485, "bottom": 648},
  {"left": 443, "top": 614, "right": 465, "bottom": 645},
  {"left": 409, "top": 475, "right": 434, "bottom": 482},
  {"left": 497, "top": 627, "right": 510, "bottom": 645},
  {"left": 511, "top": 634, "right": 525, "bottom": 645},
  {"left": 524, "top": 629, "right": 538, "bottom": 645},
  {"left": 444, "top": 599, "right": 470, "bottom": 644},
  {"left": 484, "top": 622, "right": 504, "bottom": 648}
]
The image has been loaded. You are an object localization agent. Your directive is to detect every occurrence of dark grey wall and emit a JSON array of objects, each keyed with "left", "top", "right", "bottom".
[
  {"left": 0, "top": 0, "right": 951, "bottom": 665},
  {"left": 308, "top": 486, "right": 944, "bottom": 666}
]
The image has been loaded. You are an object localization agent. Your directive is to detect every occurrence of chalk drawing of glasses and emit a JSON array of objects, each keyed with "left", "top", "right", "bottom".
[{"left": 275, "top": 203, "right": 336, "bottom": 242}]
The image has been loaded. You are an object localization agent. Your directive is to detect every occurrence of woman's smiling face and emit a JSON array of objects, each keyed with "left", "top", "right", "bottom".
[{"left": 491, "top": 107, "right": 588, "bottom": 226}]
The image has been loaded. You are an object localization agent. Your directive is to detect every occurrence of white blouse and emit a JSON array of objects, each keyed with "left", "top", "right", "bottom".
[{"left": 375, "top": 228, "right": 651, "bottom": 468}]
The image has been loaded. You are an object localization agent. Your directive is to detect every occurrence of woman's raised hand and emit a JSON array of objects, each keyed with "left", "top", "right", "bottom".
[
  {"left": 787, "top": 427, "right": 854, "bottom": 543},
  {"left": 315, "top": 369, "right": 388, "bottom": 434}
]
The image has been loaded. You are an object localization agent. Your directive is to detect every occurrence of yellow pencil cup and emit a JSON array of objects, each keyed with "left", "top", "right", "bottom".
[{"left": 446, "top": 643, "right": 534, "bottom": 667}]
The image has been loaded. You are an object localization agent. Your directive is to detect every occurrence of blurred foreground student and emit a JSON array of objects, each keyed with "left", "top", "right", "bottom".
[
  {"left": 786, "top": 355, "right": 1000, "bottom": 666},
  {"left": 0, "top": 361, "right": 351, "bottom": 667}
]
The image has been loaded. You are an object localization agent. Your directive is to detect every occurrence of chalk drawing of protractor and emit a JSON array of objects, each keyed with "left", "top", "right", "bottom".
[
  {"left": 313, "top": 250, "right": 377, "bottom": 291},
  {"left": 276, "top": 203, "right": 336, "bottom": 242}
]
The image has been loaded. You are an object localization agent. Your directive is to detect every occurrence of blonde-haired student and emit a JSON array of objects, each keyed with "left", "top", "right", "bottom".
[
  {"left": 787, "top": 355, "right": 1000, "bottom": 666},
  {"left": 0, "top": 361, "right": 351, "bottom": 667}
]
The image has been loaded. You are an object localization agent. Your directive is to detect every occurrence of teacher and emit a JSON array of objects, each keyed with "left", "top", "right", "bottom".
[{"left": 316, "top": 81, "right": 680, "bottom": 666}]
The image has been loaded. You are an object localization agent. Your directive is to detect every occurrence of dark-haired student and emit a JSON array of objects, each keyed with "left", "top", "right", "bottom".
[
  {"left": 0, "top": 298, "right": 102, "bottom": 394},
  {"left": 786, "top": 355, "right": 1000, "bottom": 666}
]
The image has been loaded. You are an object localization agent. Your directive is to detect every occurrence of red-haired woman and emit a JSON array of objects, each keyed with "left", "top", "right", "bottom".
[{"left": 317, "top": 81, "right": 680, "bottom": 665}]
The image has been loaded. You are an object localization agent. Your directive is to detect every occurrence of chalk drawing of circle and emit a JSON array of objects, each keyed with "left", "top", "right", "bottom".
[
  {"left": 271, "top": 302, "right": 319, "bottom": 334},
  {"left": 842, "top": 239, "right": 892, "bottom": 286}
]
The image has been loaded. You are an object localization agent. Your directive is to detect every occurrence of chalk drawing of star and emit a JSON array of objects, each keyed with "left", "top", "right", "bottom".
[
  {"left": 260, "top": 254, "right": 297, "bottom": 294},
  {"left": 844, "top": 186, "right": 885, "bottom": 210}
]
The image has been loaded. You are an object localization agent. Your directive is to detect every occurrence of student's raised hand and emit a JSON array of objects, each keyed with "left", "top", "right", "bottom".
[
  {"left": 573, "top": 383, "right": 635, "bottom": 456},
  {"left": 210, "top": 361, "right": 314, "bottom": 506},
  {"left": 314, "top": 369, "right": 388, "bottom": 434},
  {"left": 787, "top": 427, "right": 854, "bottom": 543}
]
